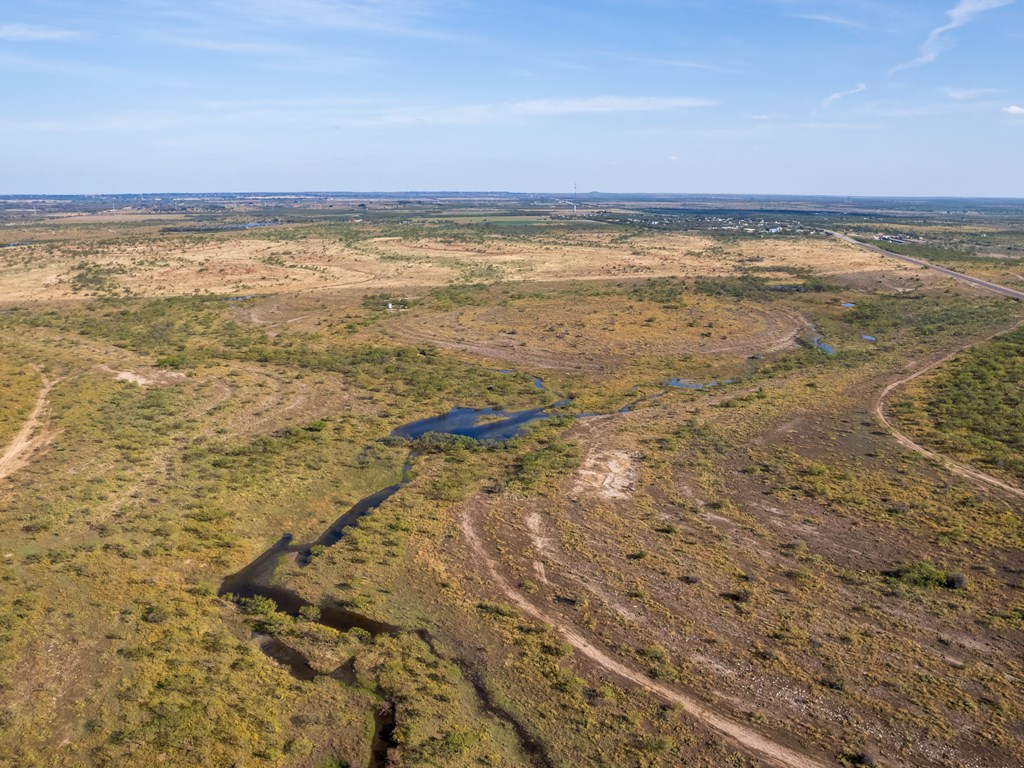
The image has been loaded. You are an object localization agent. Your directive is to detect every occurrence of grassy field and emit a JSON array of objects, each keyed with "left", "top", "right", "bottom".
[
  {"left": 891, "top": 326, "right": 1024, "bottom": 483},
  {"left": 1, "top": 198, "right": 1023, "bottom": 768},
  {"left": 0, "top": 358, "right": 41, "bottom": 447}
]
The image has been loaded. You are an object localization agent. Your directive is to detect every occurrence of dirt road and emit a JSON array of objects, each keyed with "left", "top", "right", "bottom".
[
  {"left": 826, "top": 229, "right": 1024, "bottom": 497},
  {"left": 826, "top": 231, "right": 1024, "bottom": 302},
  {"left": 0, "top": 372, "right": 54, "bottom": 481},
  {"left": 874, "top": 320, "right": 1024, "bottom": 501},
  {"left": 460, "top": 507, "right": 830, "bottom": 768}
]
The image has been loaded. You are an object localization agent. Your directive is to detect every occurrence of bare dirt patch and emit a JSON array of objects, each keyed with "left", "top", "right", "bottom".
[
  {"left": 94, "top": 364, "right": 188, "bottom": 387},
  {"left": 571, "top": 448, "right": 639, "bottom": 499}
]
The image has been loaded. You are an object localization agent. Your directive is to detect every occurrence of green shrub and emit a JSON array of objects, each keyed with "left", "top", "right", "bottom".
[
  {"left": 894, "top": 561, "right": 948, "bottom": 588},
  {"left": 237, "top": 595, "right": 278, "bottom": 615}
]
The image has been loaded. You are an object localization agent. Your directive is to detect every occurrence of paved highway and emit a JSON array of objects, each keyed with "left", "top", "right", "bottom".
[{"left": 825, "top": 230, "right": 1024, "bottom": 302}]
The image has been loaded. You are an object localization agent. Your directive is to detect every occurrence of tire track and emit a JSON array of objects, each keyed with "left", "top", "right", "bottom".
[
  {"left": 459, "top": 506, "right": 829, "bottom": 768},
  {"left": 0, "top": 370, "right": 55, "bottom": 481},
  {"left": 874, "top": 319, "right": 1024, "bottom": 501}
]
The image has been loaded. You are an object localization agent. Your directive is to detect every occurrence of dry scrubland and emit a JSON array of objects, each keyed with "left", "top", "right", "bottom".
[
  {"left": 1, "top": 205, "right": 1023, "bottom": 768},
  {"left": 0, "top": 219, "right": 924, "bottom": 303}
]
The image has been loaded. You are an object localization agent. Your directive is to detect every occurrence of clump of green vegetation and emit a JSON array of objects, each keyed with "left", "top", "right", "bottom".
[
  {"left": 890, "top": 561, "right": 967, "bottom": 590},
  {"left": 695, "top": 273, "right": 835, "bottom": 297},
  {"left": 892, "top": 560, "right": 949, "bottom": 588},
  {"left": 429, "top": 283, "right": 488, "bottom": 308},
  {"left": 871, "top": 239, "right": 1024, "bottom": 269},
  {"left": 509, "top": 437, "right": 582, "bottom": 492},
  {"left": 70, "top": 260, "right": 128, "bottom": 294},
  {"left": 844, "top": 296, "right": 1013, "bottom": 338},
  {"left": 361, "top": 292, "right": 418, "bottom": 311},
  {"left": 891, "top": 327, "right": 1024, "bottom": 481},
  {"left": 629, "top": 276, "right": 688, "bottom": 308}
]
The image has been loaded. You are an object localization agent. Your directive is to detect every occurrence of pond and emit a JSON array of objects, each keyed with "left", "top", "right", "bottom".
[{"left": 390, "top": 403, "right": 566, "bottom": 442}]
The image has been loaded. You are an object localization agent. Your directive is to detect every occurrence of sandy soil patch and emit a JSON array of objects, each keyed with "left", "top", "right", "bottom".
[
  {"left": 571, "top": 448, "right": 639, "bottom": 499},
  {"left": 524, "top": 512, "right": 553, "bottom": 585},
  {"left": 94, "top": 364, "right": 188, "bottom": 387}
]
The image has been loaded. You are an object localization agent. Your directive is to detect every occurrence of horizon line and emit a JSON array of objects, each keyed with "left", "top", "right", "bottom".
[{"left": 3, "top": 190, "right": 1024, "bottom": 202}]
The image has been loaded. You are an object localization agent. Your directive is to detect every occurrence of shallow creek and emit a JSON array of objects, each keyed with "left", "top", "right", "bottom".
[
  {"left": 219, "top": 403, "right": 567, "bottom": 767},
  {"left": 217, "top": 374, "right": 741, "bottom": 766}
]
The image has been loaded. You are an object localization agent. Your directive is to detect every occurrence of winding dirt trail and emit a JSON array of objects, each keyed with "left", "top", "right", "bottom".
[
  {"left": 460, "top": 508, "right": 829, "bottom": 768},
  {"left": 0, "top": 371, "right": 55, "bottom": 481},
  {"left": 830, "top": 228, "right": 1024, "bottom": 498},
  {"left": 874, "top": 319, "right": 1024, "bottom": 501}
]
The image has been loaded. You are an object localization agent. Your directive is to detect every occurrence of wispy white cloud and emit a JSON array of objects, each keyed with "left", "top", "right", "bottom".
[
  {"left": 1003, "top": 105, "right": 1024, "bottom": 115},
  {"left": 211, "top": 0, "right": 457, "bottom": 39},
  {"left": 0, "top": 50, "right": 119, "bottom": 77},
  {"left": 891, "top": 0, "right": 1015, "bottom": 74},
  {"left": 0, "top": 23, "right": 80, "bottom": 41},
  {"left": 944, "top": 86, "right": 995, "bottom": 99},
  {"left": 146, "top": 33, "right": 374, "bottom": 72},
  {"left": 822, "top": 82, "right": 867, "bottom": 108},
  {"left": 510, "top": 96, "right": 714, "bottom": 116},
  {"left": 156, "top": 36, "right": 292, "bottom": 54},
  {"left": 0, "top": 95, "right": 715, "bottom": 134},
  {"left": 785, "top": 121, "right": 880, "bottom": 131},
  {"left": 598, "top": 51, "right": 737, "bottom": 74},
  {"left": 359, "top": 96, "right": 716, "bottom": 125},
  {"left": 792, "top": 14, "right": 866, "bottom": 29}
]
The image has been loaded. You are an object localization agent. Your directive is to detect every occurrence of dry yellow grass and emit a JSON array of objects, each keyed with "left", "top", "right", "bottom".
[
  {"left": 1, "top": 224, "right": 953, "bottom": 305},
  {"left": 388, "top": 293, "right": 811, "bottom": 373}
]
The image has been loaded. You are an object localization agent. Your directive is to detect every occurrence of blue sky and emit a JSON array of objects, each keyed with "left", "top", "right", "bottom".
[{"left": 1, "top": 0, "right": 1022, "bottom": 195}]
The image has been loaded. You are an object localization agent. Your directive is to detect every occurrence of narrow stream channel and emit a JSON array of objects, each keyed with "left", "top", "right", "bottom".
[
  {"left": 219, "top": 402, "right": 569, "bottom": 768},
  {"left": 218, "top": 375, "right": 745, "bottom": 767}
]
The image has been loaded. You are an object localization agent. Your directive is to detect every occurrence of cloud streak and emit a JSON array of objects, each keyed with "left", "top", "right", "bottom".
[
  {"left": 822, "top": 83, "right": 867, "bottom": 108},
  {"left": 359, "top": 96, "right": 716, "bottom": 125},
  {"left": 598, "top": 51, "right": 737, "bottom": 74},
  {"left": 792, "top": 14, "right": 866, "bottom": 29},
  {"left": 510, "top": 96, "right": 714, "bottom": 116},
  {"left": 1003, "top": 105, "right": 1024, "bottom": 115},
  {"left": 891, "top": 0, "right": 1015, "bottom": 74},
  {"left": 944, "top": 86, "right": 995, "bottom": 99},
  {"left": 0, "top": 95, "right": 716, "bottom": 134},
  {"left": 0, "top": 23, "right": 80, "bottom": 41},
  {"left": 156, "top": 36, "right": 293, "bottom": 54},
  {"left": 210, "top": 0, "right": 456, "bottom": 39}
]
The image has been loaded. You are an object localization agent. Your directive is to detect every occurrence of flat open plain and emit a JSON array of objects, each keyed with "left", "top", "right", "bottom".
[{"left": 1, "top": 195, "right": 1023, "bottom": 768}]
